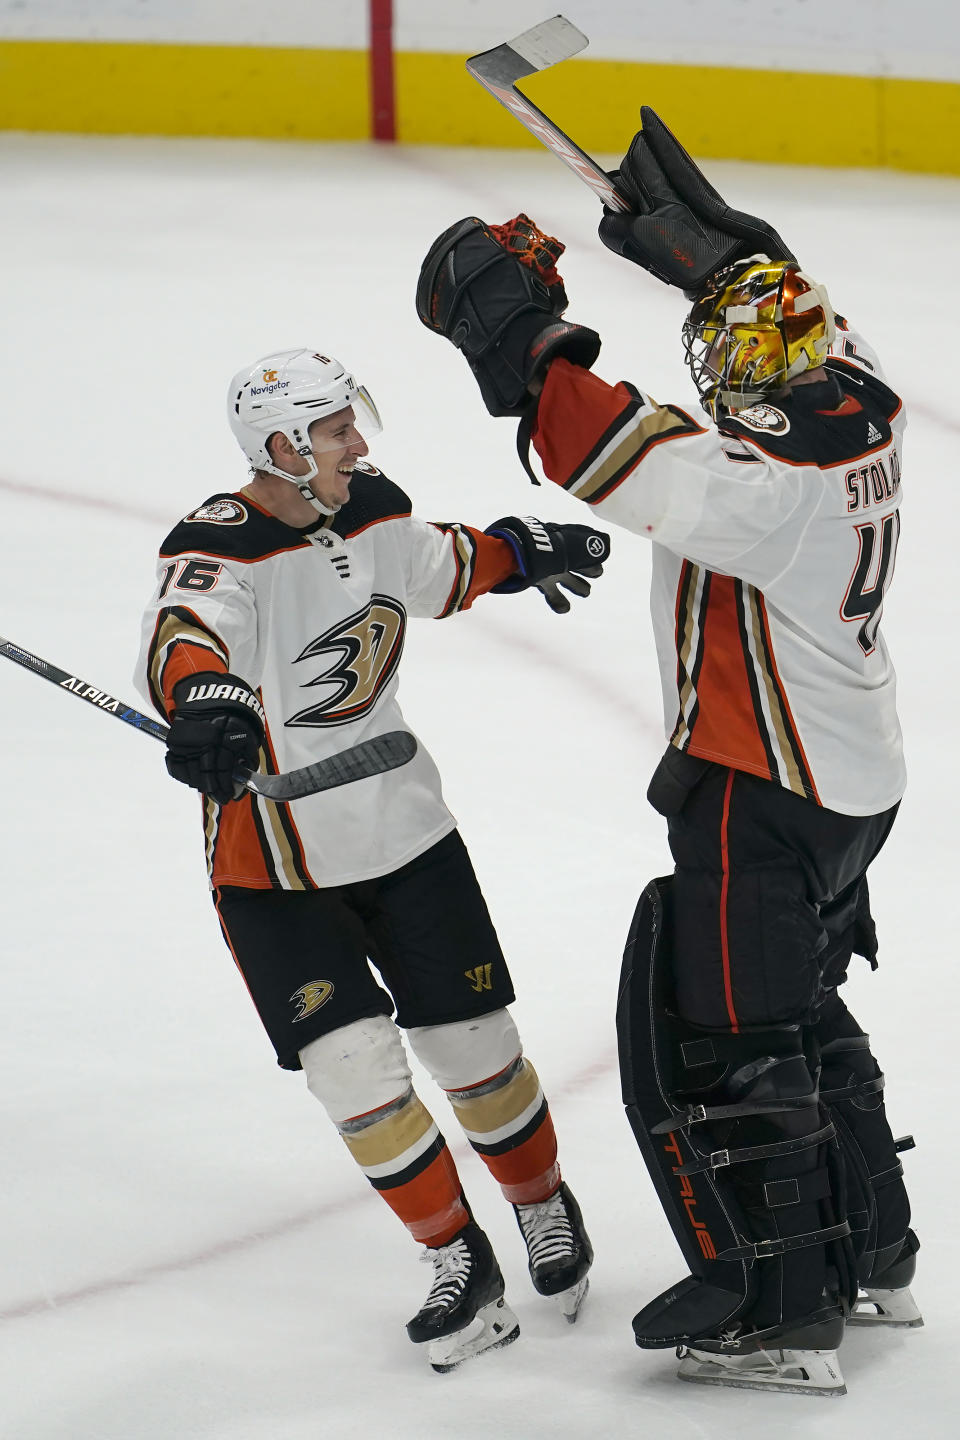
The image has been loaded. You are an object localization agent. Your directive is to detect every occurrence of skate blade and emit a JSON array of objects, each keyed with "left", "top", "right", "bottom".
[
  {"left": 677, "top": 1346, "right": 846, "bottom": 1398},
  {"left": 428, "top": 1297, "right": 520, "bottom": 1373},
  {"left": 848, "top": 1285, "right": 924, "bottom": 1329},
  {"left": 554, "top": 1276, "right": 589, "bottom": 1324}
]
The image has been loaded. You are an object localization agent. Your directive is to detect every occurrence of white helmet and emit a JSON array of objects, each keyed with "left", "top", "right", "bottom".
[{"left": 226, "top": 349, "right": 382, "bottom": 487}]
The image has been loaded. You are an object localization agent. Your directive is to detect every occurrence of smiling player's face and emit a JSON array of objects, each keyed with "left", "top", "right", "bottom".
[{"left": 300, "top": 408, "right": 369, "bottom": 508}]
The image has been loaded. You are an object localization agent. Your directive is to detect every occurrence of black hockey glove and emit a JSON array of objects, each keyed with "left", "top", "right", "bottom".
[
  {"left": 598, "top": 106, "right": 794, "bottom": 296},
  {"left": 485, "top": 515, "right": 611, "bottom": 614},
  {"left": 165, "top": 671, "right": 265, "bottom": 805},
  {"left": 416, "top": 214, "right": 601, "bottom": 417}
]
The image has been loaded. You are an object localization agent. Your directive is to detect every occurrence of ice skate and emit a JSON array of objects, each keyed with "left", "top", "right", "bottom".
[
  {"left": 514, "top": 1181, "right": 593, "bottom": 1322},
  {"left": 849, "top": 1284, "right": 923, "bottom": 1328},
  {"left": 677, "top": 1343, "right": 846, "bottom": 1397},
  {"left": 426, "top": 1294, "right": 521, "bottom": 1372},
  {"left": 849, "top": 1229, "right": 923, "bottom": 1328},
  {"left": 406, "top": 1222, "right": 520, "bottom": 1372},
  {"left": 671, "top": 1305, "right": 847, "bottom": 1398}
]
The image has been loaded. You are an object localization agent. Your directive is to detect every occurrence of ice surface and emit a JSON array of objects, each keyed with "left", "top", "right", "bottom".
[{"left": 1, "top": 131, "right": 956, "bottom": 1438}]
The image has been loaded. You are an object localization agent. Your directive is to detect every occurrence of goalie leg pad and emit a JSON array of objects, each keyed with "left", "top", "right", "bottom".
[
  {"left": 814, "top": 989, "right": 915, "bottom": 1285},
  {"left": 617, "top": 879, "right": 855, "bottom": 1350}
]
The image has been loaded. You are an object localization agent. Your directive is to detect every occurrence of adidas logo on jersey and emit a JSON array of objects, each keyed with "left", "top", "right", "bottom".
[{"left": 867, "top": 420, "right": 884, "bottom": 445}]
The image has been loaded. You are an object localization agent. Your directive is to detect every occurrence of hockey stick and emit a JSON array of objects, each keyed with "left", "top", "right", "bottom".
[
  {"left": 0, "top": 636, "right": 417, "bottom": 802},
  {"left": 466, "top": 15, "right": 630, "bottom": 212}
]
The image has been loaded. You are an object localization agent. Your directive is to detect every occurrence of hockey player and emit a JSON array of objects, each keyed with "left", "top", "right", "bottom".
[
  {"left": 416, "top": 113, "right": 920, "bottom": 1395},
  {"left": 134, "top": 348, "right": 601, "bottom": 1372}
]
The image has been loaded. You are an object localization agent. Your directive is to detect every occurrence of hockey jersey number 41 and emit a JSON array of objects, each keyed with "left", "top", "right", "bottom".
[{"left": 531, "top": 323, "right": 905, "bottom": 816}]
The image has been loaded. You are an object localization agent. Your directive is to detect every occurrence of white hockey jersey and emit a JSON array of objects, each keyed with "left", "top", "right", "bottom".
[
  {"left": 134, "top": 462, "right": 516, "bottom": 888},
  {"left": 532, "top": 322, "right": 905, "bottom": 816}
]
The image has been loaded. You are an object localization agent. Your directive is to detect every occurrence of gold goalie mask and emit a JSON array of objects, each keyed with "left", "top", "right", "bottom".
[{"left": 683, "top": 258, "right": 836, "bottom": 421}]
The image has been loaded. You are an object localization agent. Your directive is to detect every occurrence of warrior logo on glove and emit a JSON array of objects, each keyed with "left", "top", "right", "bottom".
[{"left": 484, "top": 515, "right": 611, "bottom": 615}]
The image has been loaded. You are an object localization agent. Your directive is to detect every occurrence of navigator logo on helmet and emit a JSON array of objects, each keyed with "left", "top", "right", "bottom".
[
  {"left": 227, "top": 348, "right": 382, "bottom": 488},
  {"left": 683, "top": 257, "right": 836, "bottom": 421}
]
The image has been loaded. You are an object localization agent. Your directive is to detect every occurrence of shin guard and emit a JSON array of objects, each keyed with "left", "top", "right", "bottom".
[{"left": 617, "top": 879, "right": 855, "bottom": 1351}]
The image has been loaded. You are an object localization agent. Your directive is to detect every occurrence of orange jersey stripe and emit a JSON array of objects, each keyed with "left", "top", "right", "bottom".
[
  {"left": 533, "top": 361, "right": 638, "bottom": 487},
  {"left": 207, "top": 800, "right": 274, "bottom": 888},
  {"left": 457, "top": 528, "right": 517, "bottom": 609},
  {"left": 686, "top": 575, "right": 773, "bottom": 777},
  {"left": 161, "top": 640, "right": 227, "bottom": 711}
]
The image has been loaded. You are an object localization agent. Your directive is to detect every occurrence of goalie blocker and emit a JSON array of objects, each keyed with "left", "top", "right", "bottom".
[{"left": 616, "top": 878, "right": 917, "bottom": 1356}]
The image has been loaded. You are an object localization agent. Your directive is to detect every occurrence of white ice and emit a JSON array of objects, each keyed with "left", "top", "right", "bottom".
[{"left": 1, "top": 131, "right": 957, "bottom": 1439}]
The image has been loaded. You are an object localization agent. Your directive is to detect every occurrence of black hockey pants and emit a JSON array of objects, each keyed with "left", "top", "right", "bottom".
[{"left": 647, "top": 752, "right": 910, "bottom": 1328}]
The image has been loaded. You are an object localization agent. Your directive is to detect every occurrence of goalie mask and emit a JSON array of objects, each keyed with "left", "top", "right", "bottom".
[
  {"left": 227, "top": 349, "right": 382, "bottom": 486},
  {"left": 683, "top": 258, "right": 835, "bottom": 420}
]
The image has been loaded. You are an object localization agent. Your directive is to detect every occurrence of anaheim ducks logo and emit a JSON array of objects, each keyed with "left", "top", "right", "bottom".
[
  {"left": 287, "top": 595, "right": 406, "bottom": 728},
  {"left": 733, "top": 403, "right": 790, "bottom": 434},
  {"left": 185, "top": 499, "right": 248, "bottom": 525},
  {"left": 290, "top": 980, "right": 335, "bottom": 1022}
]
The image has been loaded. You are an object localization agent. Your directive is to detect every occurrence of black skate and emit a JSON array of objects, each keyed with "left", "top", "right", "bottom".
[
  {"left": 676, "top": 1310, "right": 847, "bottom": 1398},
  {"left": 849, "top": 1227, "right": 923, "bottom": 1329},
  {"left": 514, "top": 1181, "right": 593, "bottom": 1322},
  {"left": 407, "top": 1222, "right": 519, "bottom": 1372}
]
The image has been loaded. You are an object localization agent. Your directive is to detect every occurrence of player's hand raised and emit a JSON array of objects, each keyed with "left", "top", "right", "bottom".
[{"left": 416, "top": 216, "right": 600, "bottom": 417}]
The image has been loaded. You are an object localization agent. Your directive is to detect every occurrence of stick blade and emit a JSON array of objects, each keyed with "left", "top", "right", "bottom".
[
  {"left": 242, "top": 731, "right": 418, "bottom": 802},
  {"left": 467, "top": 15, "right": 588, "bottom": 82},
  {"left": 465, "top": 17, "right": 629, "bottom": 213},
  {"left": 502, "top": 15, "right": 589, "bottom": 71}
]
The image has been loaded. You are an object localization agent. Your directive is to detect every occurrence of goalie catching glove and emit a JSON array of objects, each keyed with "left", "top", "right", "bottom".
[
  {"left": 599, "top": 106, "right": 794, "bottom": 295},
  {"left": 416, "top": 214, "right": 600, "bottom": 417},
  {"left": 165, "top": 671, "right": 265, "bottom": 805},
  {"left": 485, "top": 515, "right": 611, "bottom": 614}
]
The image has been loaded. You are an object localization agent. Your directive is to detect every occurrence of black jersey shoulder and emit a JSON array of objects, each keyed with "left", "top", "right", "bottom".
[
  {"left": 330, "top": 463, "right": 413, "bottom": 540},
  {"left": 718, "top": 365, "right": 902, "bottom": 468},
  {"left": 159, "top": 494, "right": 306, "bottom": 561},
  {"left": 159, "top": 469, "right": 414, "bottom": 559}
]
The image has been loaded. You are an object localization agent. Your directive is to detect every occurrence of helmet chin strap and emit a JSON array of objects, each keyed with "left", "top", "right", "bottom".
[
  {"left": 256, "top": 451, "right": 339, "bottom": 516},
  {"left": 296, "top": 479, "right": 339, "bottom": 517},
  {"left": 291, "top": 447, "right": 339, "bottom": 516}
]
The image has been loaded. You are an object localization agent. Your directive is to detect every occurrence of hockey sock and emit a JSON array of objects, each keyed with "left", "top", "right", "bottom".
[
  {"left": 444, "top": 1059, "right": 560, "bottom": 1205},
  {"left": 335, "top": 1088, "right": 470, "bottom": 1246}
]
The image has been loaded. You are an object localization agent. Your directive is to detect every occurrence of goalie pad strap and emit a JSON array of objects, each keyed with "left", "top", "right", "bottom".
[
  {"left": 675, "top": 1121, "right": 837, "bottom": 1177},
  {"left": 820, "top": 1075, "right": 886, "bottom": 1103},
  {"left": 651, "top": 1094, "right": 818, "bottom": 1131},
  {"left": 718, "top": 1220, "right": 852, "bottom": 1264},
  {"left": 819, "top": 1033, "right": 887, "bottom": 1103},
  {"left": 871, "top": 1160, "right": 906, "bottom": 1189}
]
